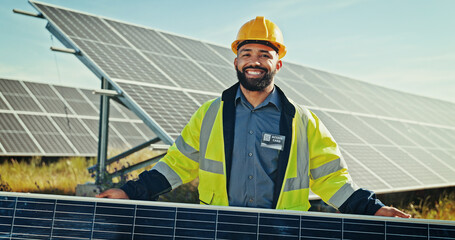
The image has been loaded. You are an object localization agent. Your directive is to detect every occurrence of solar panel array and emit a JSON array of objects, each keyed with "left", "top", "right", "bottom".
[
  {"left": 1, "top": 192, "right": 454, "bottom": 240},
  {"left": 24, "top": 0, "right": 455, "bottom": 195},
  {"left": 0, "top": 78, "right": 156, "bottom": 157}
]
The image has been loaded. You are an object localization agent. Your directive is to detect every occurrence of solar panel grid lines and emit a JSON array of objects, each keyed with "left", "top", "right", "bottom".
[
  {"left": 0, "top": 80, "right": 42, "bottom": 113},
  {"left": 274, "top": 77, "right": 317, "bottom": 107},
  {"left": 284, "top": 78, "right": 338, "bottom": 110},
  {"left": 303, "top": 69, "right": 375, "bottom": 114},
  {"left": 145, "top": 52, "right": 226, "bottom": 93},
  {"left": 153, "top": 31, "right": 228, "bottom": 91},
  {"left": 106, "top": 19, "right": 185, "bottom": 58},
  {"left": 205, "top": 43, "right": 237, "bottom": 65},
  {"left": 0, "top": 77, "right": 156, "bottom": 156},
  {"left": 343, "top": 144, "right": 423, "bottom": 189},
  {"left": 160, "top": 32, "right": 228, "bottom": 67},
  {"left": 54, "top": 86, "right": 98, "bottom": 116},
  {"left": 204, "top": 43, "right": 236, "bottom": 66},
  {"left": 116, "top": 82, "right": 201, "bottom": 138},
  {"left": 320, "top": 112, "right": 425, "bottom": 186},
  {"left": 346, "top": 116, "right": 455, "bottom": 183},
  {"left": 18, "top": 115, "right": 77, "bottom": 155},
  {"left": 1, "top": 192, "right": 455, "bottom": 239},
  {"left": 340, "top": 148, "right": 392, "bottom": 191},
  {"left": 423, "top": 126, "right": 455, "bottom": 150},
  {"left": 98, "top": 19, "right": 185, "bottom": 89},
  {"left": 375, "top": 146, "right": 446, "bottom": 186}
]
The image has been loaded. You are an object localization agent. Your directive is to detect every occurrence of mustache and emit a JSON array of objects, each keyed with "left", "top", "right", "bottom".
[{"left": 242, "top": 66, "right": 268, "bottom": 72}]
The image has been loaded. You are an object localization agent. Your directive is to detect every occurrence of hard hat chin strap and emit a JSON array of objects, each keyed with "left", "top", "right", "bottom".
[{"left": 237, "top": 40, "right": 279, "bottom": 54}]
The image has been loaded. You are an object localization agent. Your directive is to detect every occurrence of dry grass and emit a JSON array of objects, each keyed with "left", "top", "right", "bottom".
[
  {"left": 0, "top": 156, "right": 95, "bottom": 195},
  {"left": 402, "top": 190, "right": 455, "bottom": 221}
]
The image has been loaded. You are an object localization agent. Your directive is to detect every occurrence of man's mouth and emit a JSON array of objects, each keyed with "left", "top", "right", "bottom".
[{"left": 244, "top": 67, "right": 267, "bottom": 78}]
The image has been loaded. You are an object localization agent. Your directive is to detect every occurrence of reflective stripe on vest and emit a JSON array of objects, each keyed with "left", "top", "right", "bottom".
[
  {"left": 175, "top": 135, "right": 199, "bottom": 163},
  {"left": 283, "top": 111, "right": 310, "bottom": 192},
  {"left": 199, "top": 98, "right": 224, "bottom": 174},
  {"left": 310, "top": 158, "right": 345, "bottom": 180}
]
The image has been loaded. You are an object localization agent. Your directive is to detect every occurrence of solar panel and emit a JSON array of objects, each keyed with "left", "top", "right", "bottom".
[
  {"left": 0, "top": 78, "right": 155, "bottom": 157},
  {"left": 0, "top": 192, "right": 454, "bottom": 240},
  {"left": 25, "top": 0, "right": 455, "bottom": 197}
]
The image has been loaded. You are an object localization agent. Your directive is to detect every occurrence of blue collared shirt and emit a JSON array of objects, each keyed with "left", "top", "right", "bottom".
[{"left": 228, "top": 86, "right": 282, "bottom": 208}]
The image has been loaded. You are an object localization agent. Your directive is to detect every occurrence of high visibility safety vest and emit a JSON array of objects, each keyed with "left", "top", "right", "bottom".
[{"left": 153, "top": 83, "right": 358, "bottom": 211}]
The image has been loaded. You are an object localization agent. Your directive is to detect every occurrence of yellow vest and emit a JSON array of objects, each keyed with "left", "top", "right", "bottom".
[{"left": 154, "top": 85, "right": 357, "bottom": 211}]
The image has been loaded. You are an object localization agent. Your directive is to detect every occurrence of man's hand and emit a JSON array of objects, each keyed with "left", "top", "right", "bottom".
[
  {"left": 96, "top": 188, "right": 129, "bottom": 199},
  {"left": 374, "top": 206, "right": 411, "bottom": 218}
]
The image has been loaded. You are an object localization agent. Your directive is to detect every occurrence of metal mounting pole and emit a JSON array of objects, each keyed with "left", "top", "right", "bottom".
[{"left": 96, "top": 77, "right": 110, "bottom": 185}]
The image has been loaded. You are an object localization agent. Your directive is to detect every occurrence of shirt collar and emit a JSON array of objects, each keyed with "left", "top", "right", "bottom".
[{"left": 235, "top": 85, "right": 282, "bottom": 111}]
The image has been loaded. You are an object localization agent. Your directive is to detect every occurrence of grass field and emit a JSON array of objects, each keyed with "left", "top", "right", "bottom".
[{"left": 0, "top": 155, "right": 454, "bottom": 220}]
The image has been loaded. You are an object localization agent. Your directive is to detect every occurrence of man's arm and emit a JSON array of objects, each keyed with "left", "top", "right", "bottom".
[
  {"left": 338, "top": 188, "right": 410, "bottom": 217},
  {"left": 97, "top": 169, "right": 171, "bottom": 200}
]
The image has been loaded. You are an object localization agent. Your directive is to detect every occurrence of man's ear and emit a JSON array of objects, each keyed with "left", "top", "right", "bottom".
[
  {"left": 276, "top": 60, "right": 283, "bottom": 72},
  {"left": 234, "top": 57, "right": 238, "bottom": 68}
]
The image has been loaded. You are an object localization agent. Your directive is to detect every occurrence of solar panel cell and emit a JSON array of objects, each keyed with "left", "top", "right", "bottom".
[
  {"left": 341, "top": 144, "right": 418, "bottom": 188},
  {"left": 147, "top": 53, "right": 225, "bottom": 92},
  {"left": 329, "top": 112, "right": 393, "bottom": 145},
  {"left": 286, "top": 79, "right": 339, "bottom": 109},
  {"left": 0, "top": 97, "right": 8, "bottom": 110},
  {"left": 118, "top": 83, "right": 199, "bottom": 137},
  {"left": 421, "top": 126, "right": 455, "bottom": 149},
  {"left": 162, "top": 33, "right": 228, "bottom": 66},
  {"left": 198, "top": 63, "right": 237, "bottom": 88},
  {"left": 274, "top": 79, "right": 315, "bottom": 106},
  {"left": 206, "top": 43, "right": 236, "bottom": 63},
  {"left": 406, "top": 147, "right": 455, "bottom": 182},
  {"left": 376, "top": 146, "right": 443, "bottom": 185},
  {"left": 110, "top": 122, "right": 145, "bottom": 145},
  {"left": 52, "top": 117, "right": 97, "bottom": 154},
  {"left": 4, "top": 94, "right": 42, "bottom": 112},
  {"left": 359, "top": 117, "right": 416, "bottom": 147},
  {"left": 340, "top": 148, "right": 390, "bottom": 191},
  {"left": 74, "top": 39, "right": 174, "bottom": 86},
  {"left": 430, "top": 224, "right": 455, "bottom": 238},
  {"left": 35, "top": 3, "right": 127, "bottom": 46},
  {"left": 0, "top": 113, "right": 41, "bottom": 153},
  {"left": 106, "top": 20, "right": 184, "bottom": 58},
  {"left": 259, "top": 213, "right": 299, "bottom": 238},
  {"left": 312, "top": 110, "right": 363, "bottom": 144},
  {"left": 301, "top": 216, "right": 342, "bottom": 239},
  {"left": 391, "top": 122, "right": 439, "bottom": 148}
]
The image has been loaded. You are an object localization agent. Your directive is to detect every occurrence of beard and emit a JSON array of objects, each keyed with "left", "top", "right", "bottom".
[{"left": 236, "top": 66, "right": 276, "bottom": 91}]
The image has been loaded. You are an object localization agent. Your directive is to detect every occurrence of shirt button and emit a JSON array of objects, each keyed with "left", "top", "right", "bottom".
[
  {"left": 248, "top": 152, "right": 253, "bottom": 157},
  {"left": 249, "top": 198, "right": 254, "bottom": 203},
  {"left": 249, "top": 130, "right": 254, "bottom": 135},
  {"left": 248, "top": 175, "right": 253, "bottom": 179}
]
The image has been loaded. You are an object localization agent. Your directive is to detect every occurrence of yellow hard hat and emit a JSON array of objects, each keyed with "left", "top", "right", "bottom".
[{"left": 231, "top": 16, "right": 286, "bottom": 59}]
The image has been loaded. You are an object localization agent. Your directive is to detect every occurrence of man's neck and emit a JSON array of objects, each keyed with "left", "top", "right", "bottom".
[{"left": 239, "top": 83, "right": 274, "bottom": 108}]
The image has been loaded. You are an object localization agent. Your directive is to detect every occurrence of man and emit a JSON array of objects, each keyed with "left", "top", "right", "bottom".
[{"left": 98, "top": 16, "right": 410, "bottom": 218}]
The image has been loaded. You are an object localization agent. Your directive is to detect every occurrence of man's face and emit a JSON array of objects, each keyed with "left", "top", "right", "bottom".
[{"left": 234, "top": 43, "right": 282, "bottom": 91}]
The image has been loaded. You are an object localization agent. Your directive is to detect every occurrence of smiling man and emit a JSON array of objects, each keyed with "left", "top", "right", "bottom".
[{"left": 98, "top": 17, "right": 410, "bottom": 218}]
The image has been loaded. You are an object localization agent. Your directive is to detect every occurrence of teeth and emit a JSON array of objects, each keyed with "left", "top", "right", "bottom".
[{"left": 246, "top": 70, "right": 262, "bottom": 75}]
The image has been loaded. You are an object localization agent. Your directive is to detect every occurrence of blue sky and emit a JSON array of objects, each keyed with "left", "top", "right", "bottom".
[{"left": 1, "top": 0, "right": 454, "bottom": 103}]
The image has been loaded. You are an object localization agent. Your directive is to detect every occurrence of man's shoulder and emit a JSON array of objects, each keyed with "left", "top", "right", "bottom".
[{"left": 287, "top": 98, "right": 312, "bottom": 118}]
